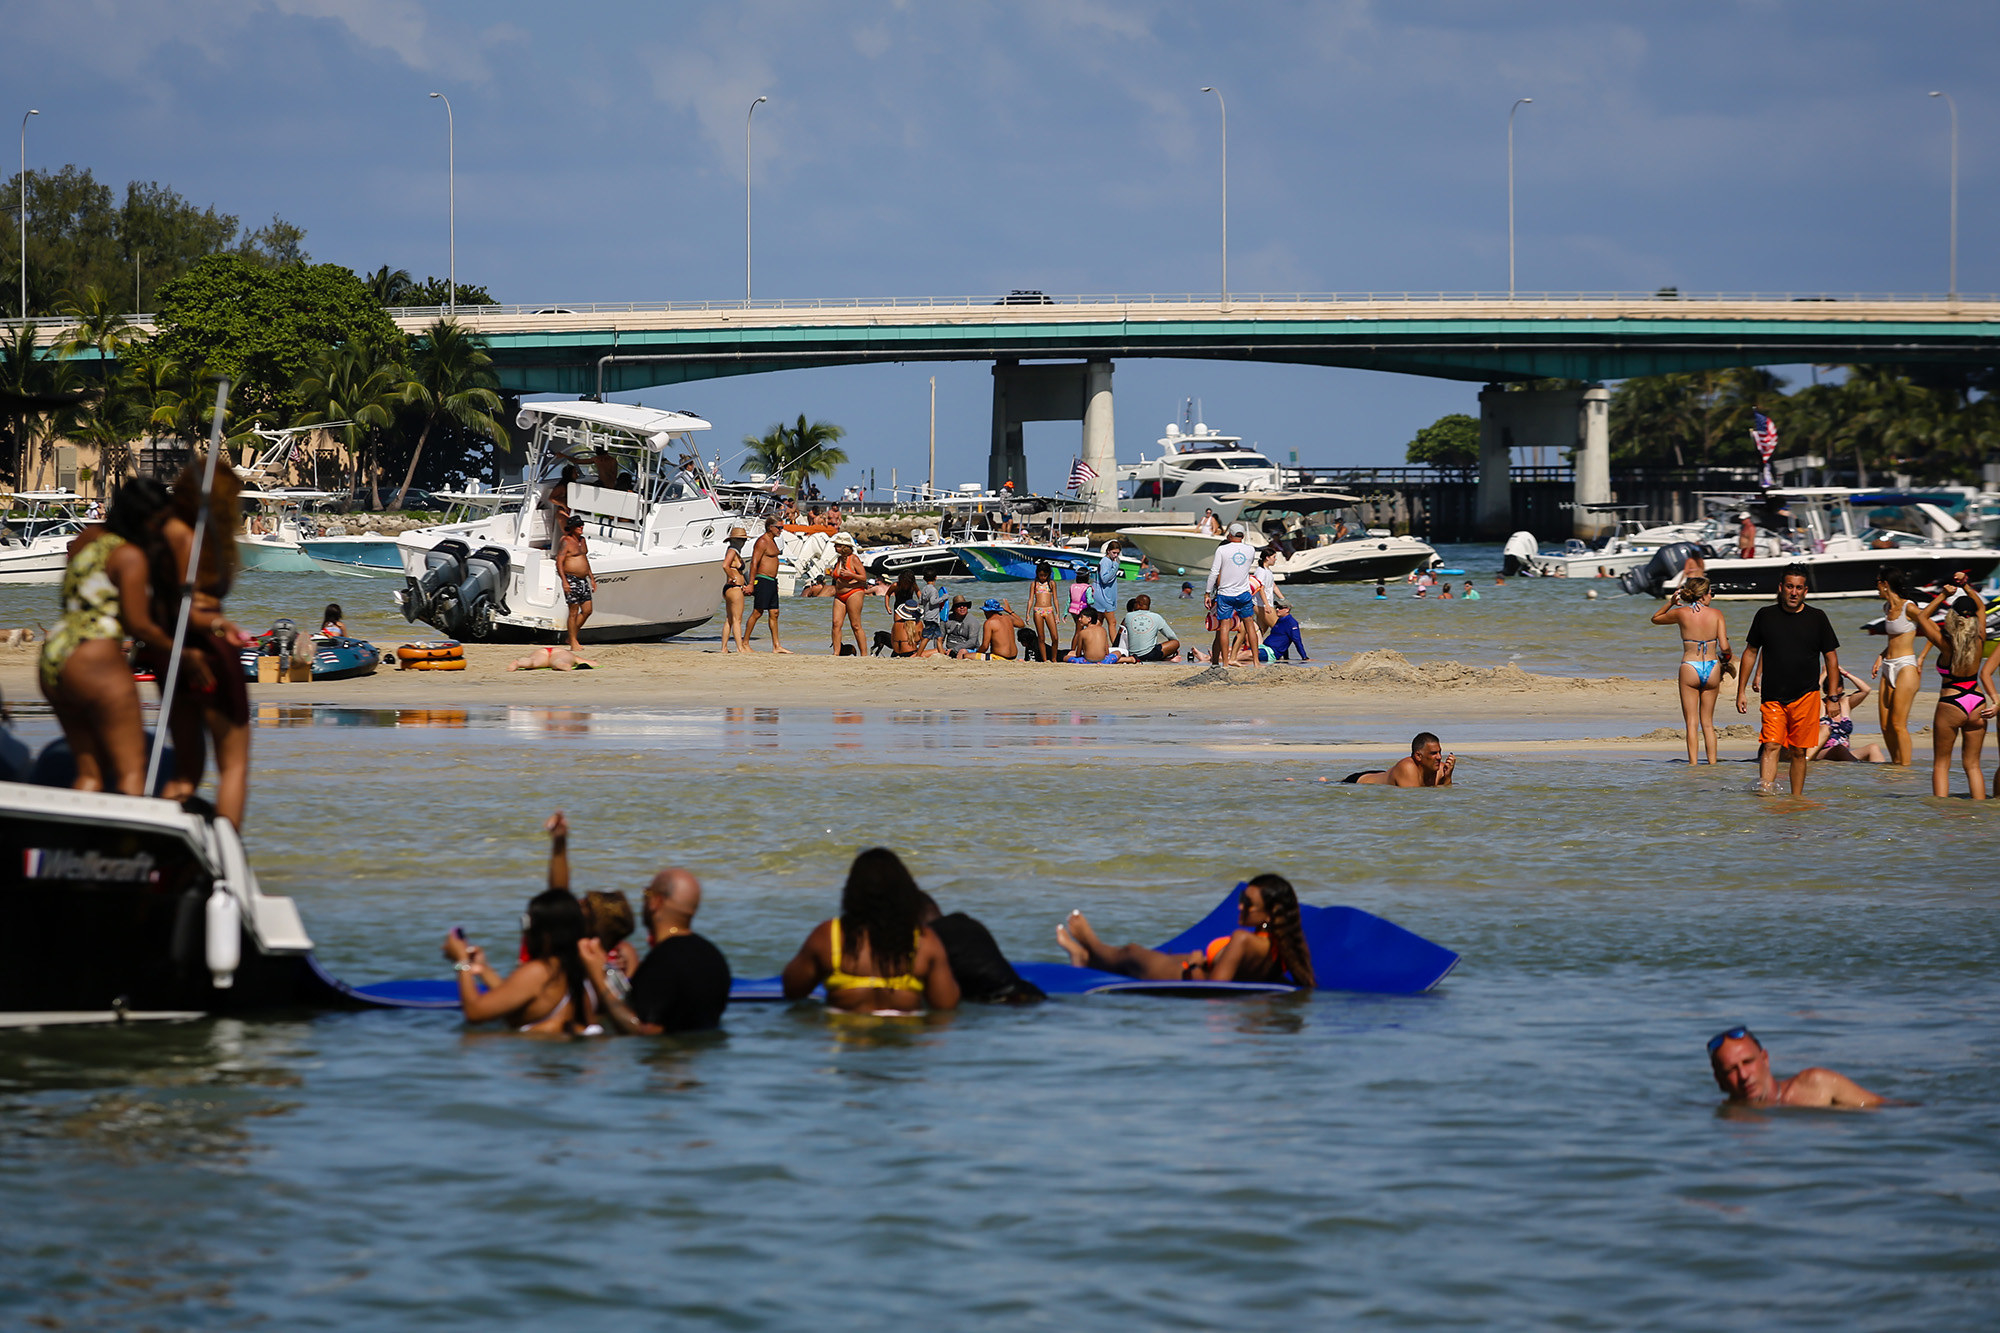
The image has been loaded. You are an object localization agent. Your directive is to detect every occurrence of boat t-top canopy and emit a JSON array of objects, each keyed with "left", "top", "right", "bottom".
[
  {"left": 1237, "top": 489, "right": 1363, "bottom": 514},
  {"left": 5, "top": 490, "right": 84, "bottom": 506},
  {"left": 517, "top": 400, "right": 711, "bottom": 449}
]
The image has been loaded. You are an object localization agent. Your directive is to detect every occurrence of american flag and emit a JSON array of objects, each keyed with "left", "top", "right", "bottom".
[
  {"left": 1750, "top": 410, "right": 1778, "bottom": 488},
  {"left": 1068, "top": 458, "right": 1098, "bottom": 490}
]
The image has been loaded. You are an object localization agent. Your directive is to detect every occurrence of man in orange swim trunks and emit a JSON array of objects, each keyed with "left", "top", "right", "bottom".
[{"left": 1736, "top": 566, "right": 1840, "bottom": 796}]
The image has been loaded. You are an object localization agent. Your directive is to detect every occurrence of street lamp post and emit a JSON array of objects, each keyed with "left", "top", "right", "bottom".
[
  {"left": 1201, "top": 87, "right": 1227, "bottom": 304},
  {"left": 1930, "top": 90, "right": 1958, "bottom": 302},
  {"left": 20, "top": 108, "right": 39, "bottom": 320},
  {"left": 746, "top": 95, "right": 767, "bottom": 304},
  {"left": 1508, "top": 97, "right": 1532, "bottom": 300},
  {"left": 429, "top": 92, "right": 455, "bottom": 315}
]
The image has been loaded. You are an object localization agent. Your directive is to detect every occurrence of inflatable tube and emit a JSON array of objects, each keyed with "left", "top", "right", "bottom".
[
  {"left": 401, "top": 657, "right": 466, "bottom": 671},
  {"left": 396, "top": 640, "right": 464, "bottom": 663}
]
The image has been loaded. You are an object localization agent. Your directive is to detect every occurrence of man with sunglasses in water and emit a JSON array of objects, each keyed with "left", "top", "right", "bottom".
[{"left": 1707, "top": 1026, "right": 1885, "bottom": 1108}]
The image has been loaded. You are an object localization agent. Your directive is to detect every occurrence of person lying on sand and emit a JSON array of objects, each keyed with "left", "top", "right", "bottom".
[
  {"left": 508, "top": 646, "right": 597, "bottom": 671},
  {"left": 1054, "top": 875, "right": 1313, "bottom": 987},
  {"left": 1342, "top": 732, "right": 1455, "bottom": 786},
  {"left": 1708, "top": 1026, "right": 1887, "bottom": 1108}
]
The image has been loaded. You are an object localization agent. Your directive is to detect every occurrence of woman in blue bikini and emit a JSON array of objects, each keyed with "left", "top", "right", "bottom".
[{"left": 1650, "top": 575, "right": 1731, "bottom": 765}]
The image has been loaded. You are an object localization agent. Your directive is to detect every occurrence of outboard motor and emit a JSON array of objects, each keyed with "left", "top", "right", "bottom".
[
  {"left": 1619, "top": 541, "right": 1706, "bottom": 597},
  {"left": 1502, "top": 531, "right": 1539, "bottom": 576},
  {"left": 453, "top": 546, "right": 512, "bottom": 640},
  {"left": 401, "top": 538, "right": 470, "bottom": 627},
  {"left": 264, "top": 618, "right": 299, "bottom": 674}
]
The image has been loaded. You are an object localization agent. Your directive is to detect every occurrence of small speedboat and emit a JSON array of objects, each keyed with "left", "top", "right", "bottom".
[
  {"left": 0, "top": 491, "right": 89, "bottom": 585},
  {"left": 949, "top": 539, "right": 1145, "bottom": 583},
  {"left": 1120, "top": 493, "right": 1435, "bottom": 584},
  {"left": 301, "top": 533, "right": 405, "bottom": 578}
]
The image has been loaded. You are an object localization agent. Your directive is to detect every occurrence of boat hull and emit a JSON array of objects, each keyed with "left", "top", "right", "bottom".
[
  {"left": 0, "top": 545, "right": 70, "bottom": 584},
  {"left": 950, "top": 542, "right": 1144, "bottom": 582},
  {"left": 301, "top": 536, "right": 404, "bottom": 578},
  {"left": 236, "top": 535, "right": 319, "bottom": 572},
  {"left": 1691, "top": 548, "right": 2000, "bottom": 599},
  {"left": 1276, "top": 540, "right": 1436, "bottom": 583}
]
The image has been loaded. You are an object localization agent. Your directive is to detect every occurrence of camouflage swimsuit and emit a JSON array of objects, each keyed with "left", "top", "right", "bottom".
[{"left": 39, "top": 532, "right": 127, "bottom": 693}]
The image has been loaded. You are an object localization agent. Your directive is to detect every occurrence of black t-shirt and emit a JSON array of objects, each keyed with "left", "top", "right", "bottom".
[
  {"left": 1746, "top": 603, "right": 1839, "bottom": 705},
  {"left": 623, "top": 933, "right": 732, "bottom": 1033}
]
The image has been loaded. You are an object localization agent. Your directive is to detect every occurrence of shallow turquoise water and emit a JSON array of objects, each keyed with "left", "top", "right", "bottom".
[{"left": 1, "top": 702, "right": 1996, "bottom": 1329}]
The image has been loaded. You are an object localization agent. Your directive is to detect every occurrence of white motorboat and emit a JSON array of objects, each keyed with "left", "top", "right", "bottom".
[
  {"left": 1118, "top": 493, "right": 1436, "bottom": 584},
  {"left": 0, "top": 491, "right": 89, "bottom": 584},
  {"left": 1116, "top": 416, "right": 1287, "bottom": 522},
  {"left": 1620, "top": 487, "right": 2000, "bottom": 599},
  {"left": 1504, "top": 507, "right": 1718, "bottom": 579},
  {"left": 395, "top": 400, "right": 731, "bottom": 642},
  {"left": 236, "top": 487, "right": 337, "bottom": 573}
]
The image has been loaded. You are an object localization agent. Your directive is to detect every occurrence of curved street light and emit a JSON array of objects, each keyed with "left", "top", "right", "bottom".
[
  {"left": 1201, "top": 87, "right": 1227, "bottom": 305},
  {"left": 429, "top": 92, "right": 455, "bottom": 315},
  {"left": 20, "top": 108, "right": 39, "bottom": 320},
  {"left": 1930, "top": 90, "right": 1958, "bottom": 302},
  {"left": 1508, "top": 97, "right": 1532, "bottom": 299},
  {"left": 747, "top": 95, "right": 768, "bottom": 304}
]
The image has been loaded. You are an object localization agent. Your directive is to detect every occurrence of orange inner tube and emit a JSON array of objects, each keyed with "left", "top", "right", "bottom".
[
  {"left": 401, "top": 656, "right": 467, "bottom": 671},
  {"left": 396, "top": 641, "right": 465, "bottom": 663}
]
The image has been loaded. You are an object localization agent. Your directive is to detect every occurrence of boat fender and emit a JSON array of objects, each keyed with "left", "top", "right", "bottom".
[{"left": 206, "top": 886, "right": 241, "bottom": 989}]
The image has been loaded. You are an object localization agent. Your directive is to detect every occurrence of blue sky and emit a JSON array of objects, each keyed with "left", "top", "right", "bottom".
[{"left": 9, "top": 1, "right": 1994, "bottom": 490}]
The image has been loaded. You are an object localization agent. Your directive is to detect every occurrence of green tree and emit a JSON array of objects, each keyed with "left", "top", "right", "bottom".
[
  {"left": 57, "top": 285, "right": 139, "bottom": 376},
  {"left": 365, "top": 265, "right": 417, "bottom": 306},
  {"left": 296, "top": 341, "right": 407, "bottom": 508},
  {"left": 405, "top": 275, "right": 496, "bottom": 306},
  {"left": 741, "top": 414, "right": 847, "bottom": 495},
  {"left": 1405, "top": 413, "right": 1479, "bottom": 470},
  {"left": 391, "top": 319, "right": 507, "bottom": 508},
  {"left": 152, "top": 255, "right": 401, "bottom": 422}
]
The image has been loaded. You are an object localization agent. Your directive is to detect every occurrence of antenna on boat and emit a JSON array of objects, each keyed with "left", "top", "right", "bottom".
[{"left": 145, "top": 378, "right": 231, "bottom": 798}]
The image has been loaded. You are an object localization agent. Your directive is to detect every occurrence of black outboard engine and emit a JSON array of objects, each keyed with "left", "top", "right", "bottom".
[
  {"left": 1619, "top": 541, "right": 1706, "bottom": 597},
  {"left": 400, "top": 538, "right": 470, "bottom": 626},
  {"left": 263, "top": 618, "right": 299, "bottom": 674},
  {"left": 453, "top": 546, "right": 512, "bottom": 640}
]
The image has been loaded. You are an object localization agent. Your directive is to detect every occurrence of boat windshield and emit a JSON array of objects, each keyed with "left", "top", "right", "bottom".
[{"left": 1248, "top": 504, "right": 1366, "bottom": 548}]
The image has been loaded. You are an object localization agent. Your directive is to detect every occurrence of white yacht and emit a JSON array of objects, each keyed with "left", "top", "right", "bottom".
[
  {"left": 1503, "top": 506, "right": 1719, "bottom": 579},
  {"left": 394, "top": 400, "right": 731, "bottom": 642},
  {"left": 1116, "top": 418, "right": 1287, "bottom": 521},
  {"left": 1119, "top": 493, "right": 1436, "bottom": 583},
  {"left": 0, "top": 491, "right": 89, "bottom": 584}
]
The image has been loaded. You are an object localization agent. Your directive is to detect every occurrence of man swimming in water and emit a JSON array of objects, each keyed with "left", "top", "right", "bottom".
[
  {"left": 1708, "top": 1027, "right": 1886, "bottom": 1108},
  {"left": 1344, "top": 732, "right": 1456, "bottom": 786}
]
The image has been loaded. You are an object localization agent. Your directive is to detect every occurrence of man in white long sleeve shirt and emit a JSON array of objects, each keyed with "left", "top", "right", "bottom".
[{"left": 1205, "top": 524, "right": 1260, "bottom": 666}]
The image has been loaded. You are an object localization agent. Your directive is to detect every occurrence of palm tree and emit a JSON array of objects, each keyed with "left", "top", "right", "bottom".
[
  {"left": 392, "top": 319, "right": 506, "bottom": 509},
  {"left": 740, "top": 414, "right": 847, "bottom": 495},
  {"left": 0, "top": 324, "right": 84, "bottom": 491},
  {"left": 365, "top": 265, "right": 417, "bottom": 307},
  {"left": 57, "top": 285, "right": 138, "bottom": 374},
  {"left": 297, "top": 342, "right": 405, "bottom": 509}
]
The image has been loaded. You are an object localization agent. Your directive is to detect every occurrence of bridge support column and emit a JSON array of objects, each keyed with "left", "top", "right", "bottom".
[
  {"left": 989, "top": 360, "right": 1028, "bottom": 493},
  {"left": 1573, "top": 386, "right": 1612, "bottom": 540},
  {"left": 1476, "top": 384, "right": 1513, "bottom": 540},
  {"left": 1081, "top": 360, "right": 1115, "bottom": 510}
]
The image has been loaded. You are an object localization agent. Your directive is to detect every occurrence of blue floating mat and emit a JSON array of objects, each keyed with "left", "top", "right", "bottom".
[{"left": 335, "top": 888, "right": 1456, "bottom": 1009}]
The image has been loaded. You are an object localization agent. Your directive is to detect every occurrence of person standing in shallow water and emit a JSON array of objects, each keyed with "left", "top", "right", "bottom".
[
  {"left": 580, "top": 865, "right": 732, "bottom": 1034},
  {"left": 1651, "top": 575, "right": 1731, "bottom": 765},
  {"left": 1736, "top": 567, "right": 1838, "bottom": 796},
  {"left": 1870, "top": 568, "right": 1925, "bottom": 766},
  {"left": 781, "top": 848, "right": 959, "bottom": 1014},
  {"left": 1907, "top": 573, "right": 1997, "bottom": 799}
]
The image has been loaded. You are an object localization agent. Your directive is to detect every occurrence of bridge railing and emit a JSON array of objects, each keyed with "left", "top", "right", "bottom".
[{"left": 5, "top": 290, "right": 1994, "bottom": 334}]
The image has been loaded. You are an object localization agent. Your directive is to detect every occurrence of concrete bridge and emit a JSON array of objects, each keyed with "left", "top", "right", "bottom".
[{"left": 17, "top": 291, "right": 2000, "bottom": 536}]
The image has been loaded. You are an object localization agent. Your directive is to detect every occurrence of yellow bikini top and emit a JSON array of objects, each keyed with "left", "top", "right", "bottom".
[{"left": 825, "top": 918, "right": 924, "bottom": 992}]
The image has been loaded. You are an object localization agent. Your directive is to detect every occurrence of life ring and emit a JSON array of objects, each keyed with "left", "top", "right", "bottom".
[
  {"left": 401, "top": 656, "right": 467, "bottom": 671},
  {"left": 396, "top": 641, "right": 464, "bottom": 664}
]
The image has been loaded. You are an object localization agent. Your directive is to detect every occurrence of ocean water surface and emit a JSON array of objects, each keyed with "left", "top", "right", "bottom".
[{"left": 2, "top": 699, "right": 1996, "bottom": 1329}]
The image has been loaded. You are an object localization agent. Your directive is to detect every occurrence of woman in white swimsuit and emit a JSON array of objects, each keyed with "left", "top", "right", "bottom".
[
  {"left": 1649, "top": 575, "right": 1731, "bottom": 764},
  {"left": 1871, "top": 568, "right": 1926, "bottom": 766}
]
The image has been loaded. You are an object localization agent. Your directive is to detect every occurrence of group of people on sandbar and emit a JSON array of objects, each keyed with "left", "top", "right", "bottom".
[
  {"left": 1654, "top": 564, "right": 1997, "bottom": 796},
  {"left": 37, "top": 468, "right": 255, "bottom": 827}
]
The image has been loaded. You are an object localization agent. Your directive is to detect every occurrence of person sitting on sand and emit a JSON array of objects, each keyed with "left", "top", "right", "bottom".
[
  {"left": 978, "top": 597, "right": 1022, "bottom": 660},
  {"left": 1067, "top": 607, "right": 1121, "bottom": 664},
  {"left": 781, "top": 848, "right": 960, "bottom": 1014},
  {"left": 1262, "top": 596, "right": 1308, "bottom": 662},
  {"left": 1810, "top": 668, "right": 1888, "bottom": 763},
  {"left": 508, "top": 645, "right": 597, "bottom": 671},
  {"left": 1054, "top": 874, "right": 1315, "bottom": 987},
  {"left": 1708, "top": 1026, "right": 1886, "bottom": 1108},
  {"left": 441, "top": 812, "right": 596, "bottom": 1034},
  {"left": 1343, "top": 732, "right": 1456, "bottom": 786},
  {"left": 1122, "top": 594, "right": 1184, "bottom": 663},
  {"left": 579, "top": 866, "right": 732, "bottom": 1035}
]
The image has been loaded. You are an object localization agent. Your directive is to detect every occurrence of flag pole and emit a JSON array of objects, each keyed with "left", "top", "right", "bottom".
[{"left": 145, "top": 379, "right": 230, "bottom": 796}]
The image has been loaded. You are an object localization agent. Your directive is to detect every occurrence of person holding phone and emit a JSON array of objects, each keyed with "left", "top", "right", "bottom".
[{"left": 1343, "top": 732, "right": 1457, "bottom": 786}]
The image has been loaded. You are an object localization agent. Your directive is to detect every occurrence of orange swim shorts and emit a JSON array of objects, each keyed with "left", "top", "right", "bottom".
[{"left": 1760, "top": 692, "right": 1821, "bottom": 749}]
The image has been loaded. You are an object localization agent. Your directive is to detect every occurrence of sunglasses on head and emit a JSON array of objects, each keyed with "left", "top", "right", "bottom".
[{"left": 1707, "top": 1025, "right": 1753, "bottom": 1053}]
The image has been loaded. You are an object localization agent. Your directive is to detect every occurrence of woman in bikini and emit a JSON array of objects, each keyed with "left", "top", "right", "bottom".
[
  {"left": 1911, "top": 576, "right": 1998, "bottom": 798},
  {"left": 318, "top": 602, "right": 345, "bottom": 638},
  {"left": 827, "top": 534, "right": 870, "bottom": 657},
  {"left": 781, "top": 848, "right": 960, "bottom": 1014},
  {"left": 1871, "top": 568, "right": 1926, "bottom": 765},
  {"left": 721, "top": 525, "right": 750, "bottom": 652},
  {"left": 1649, "top": 575, "right": 1731, "bottom": 764},
  {"left": 1810, "top": 668, "right": 1888, "bottom": 763},
  {"left": 1055, "top": 874, "right": 1316, "bottom": 988},
  {"left": 442, "top": 813, "right": 597, "bottom": 1033},
  {"left": 39, "top": 479, "right": 200, "bottom": 794},
  {"left": 885, "top": 572, "right": 922, "bottom": 656},
  {"left": 1028, "top": 563, "right": 1061, "bottom": 662}
]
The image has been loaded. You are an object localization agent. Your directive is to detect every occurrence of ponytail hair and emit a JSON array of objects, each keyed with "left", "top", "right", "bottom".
[
  {"left": 1680, "top": 576, "right": 1710, "bottom": 604},
  {"left": 1248, "top": 873, "right": 1314, "bottom": 989},
  {"left": 1945, "top": 596, "right": 1986, "bottom": 677}
]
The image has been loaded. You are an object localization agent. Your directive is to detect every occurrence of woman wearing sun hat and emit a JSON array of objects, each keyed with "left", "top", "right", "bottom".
[{"left": 828, "top": 532, "right": 871, "bottom": 657}]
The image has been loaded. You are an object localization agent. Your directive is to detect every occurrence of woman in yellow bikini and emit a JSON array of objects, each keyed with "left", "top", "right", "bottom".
[
  {"left": 1055, "top": 874, "right": 1316, "bottom": 987},
  {"left": 782, "top": 848, "right": 960, "bottom": 1013}
]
